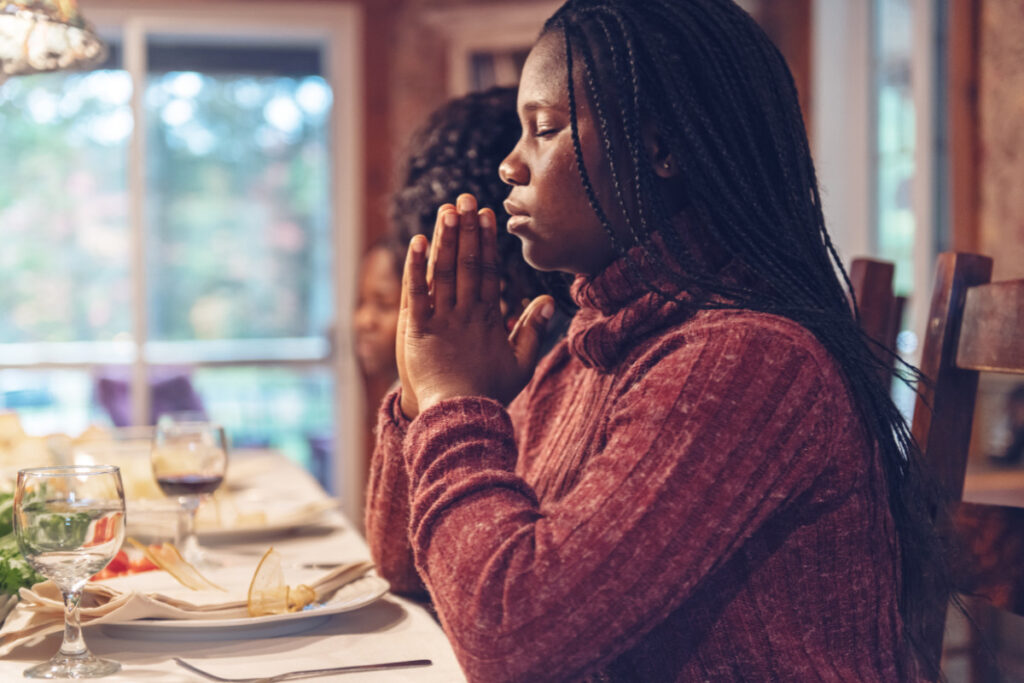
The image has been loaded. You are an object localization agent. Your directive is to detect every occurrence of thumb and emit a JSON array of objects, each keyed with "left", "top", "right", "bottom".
[{"left": 509, "top": 295, "right": 556, "bottom": 371}]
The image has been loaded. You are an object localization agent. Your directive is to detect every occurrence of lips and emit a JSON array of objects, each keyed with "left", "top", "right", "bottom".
[{"left": 503, "top": 199, "right": 531, "bottom": 234}]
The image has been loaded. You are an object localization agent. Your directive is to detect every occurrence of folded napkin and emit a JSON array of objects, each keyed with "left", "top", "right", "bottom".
[{"left": 0, "top": 559, "right": 374, "bottom": 657}]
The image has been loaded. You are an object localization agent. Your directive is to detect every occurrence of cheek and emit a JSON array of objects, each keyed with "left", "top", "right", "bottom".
[
  {"left": 534, "top": 149, "right": 585, "bottom": 220},
  {"left": 382, "top": 310, "right": 400, "bottom": 339}
]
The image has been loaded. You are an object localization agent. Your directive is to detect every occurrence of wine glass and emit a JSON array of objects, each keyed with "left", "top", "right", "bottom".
[
  {"left": 13, "top": 465, "right": 126, "bottom": 679},
  {"left": 150, "top": 421, "right": 228, "bottom": 566}
]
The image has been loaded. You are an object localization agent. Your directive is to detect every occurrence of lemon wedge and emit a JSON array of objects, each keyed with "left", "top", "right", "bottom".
[
  {"left": 247, "top": 547, "right": 317, "bottom": 617},
  {"left": 125, "top": 538, "right": 225, "bottom": 592}
]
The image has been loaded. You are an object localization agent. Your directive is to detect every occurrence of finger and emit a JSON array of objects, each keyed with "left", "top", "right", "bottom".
[
  {"left": 455, "top": 194, "right": 480, "bottom": 307},
  {"left": 478, "top": 208, "right": 501, "bottom": 307},
  {"left": 426, "top": 204, "right": 454, "bottom": 289},
  {"left": 509, "top": 295, "right": 556, "bottom": 370},
  {"left": 431, "top": 209, "right": 459, "bottom": 313},
  {"left": 404, "top": 234, "right": 431, "bottom": 324}
]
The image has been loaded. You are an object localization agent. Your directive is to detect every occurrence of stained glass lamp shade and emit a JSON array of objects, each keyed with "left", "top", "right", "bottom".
[{"left": 0, "top": 0, "right": 106, "bottom": 77}]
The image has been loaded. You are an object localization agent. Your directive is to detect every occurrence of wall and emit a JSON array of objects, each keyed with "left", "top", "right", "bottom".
[
  {"left": 979, "top": 0, "right": 1024, "bottom": 281},
  {"left": 968, "top": 0, "right": 1024, "bottom": 465}
]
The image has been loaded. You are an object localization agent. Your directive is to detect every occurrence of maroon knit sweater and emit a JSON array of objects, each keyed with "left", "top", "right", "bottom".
[{"left": 365, "top": 254, "right": 909, "bottom": 682}]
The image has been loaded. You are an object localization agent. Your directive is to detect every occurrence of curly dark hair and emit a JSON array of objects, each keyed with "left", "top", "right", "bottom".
[{"left": 389, "top": 86, "right": 573, "bottom": 317}]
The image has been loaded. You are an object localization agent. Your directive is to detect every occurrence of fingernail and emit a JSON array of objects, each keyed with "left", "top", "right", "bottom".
[
  {"left": 540, "top": 301, "right": 555, "bottom": 321},
  {"left": 443, "top": 211, "right": 458, "bottom": 228},
  {"left": 479, "top": 210, "right": 494, "bottom": 229},
  {"left": 411, "top": 236, "right": 426, "bottom": 254},
  {"left": 457, "top": 195, "right": 475, "bottom": 213}
]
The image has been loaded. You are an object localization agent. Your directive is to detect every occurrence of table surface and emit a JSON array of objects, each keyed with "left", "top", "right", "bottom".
[{"left": 0, "top": 453, "right": 465, "bottom": 682}]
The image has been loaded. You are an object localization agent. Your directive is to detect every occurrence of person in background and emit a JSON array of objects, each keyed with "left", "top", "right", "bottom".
[
  {"left": 353, "top": 238, "right": 405, "bottom": 443},
  {"left": 366, "top": 0, "right": 952, "bottom": 680}
]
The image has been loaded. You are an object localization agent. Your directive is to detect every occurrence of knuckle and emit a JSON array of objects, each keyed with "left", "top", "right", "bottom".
[
  {"left": 408, "top": 282, "right": 430, "bottom": 297},
  {"left": 432, "top": 267, "right": 456, "bottom": 284}
]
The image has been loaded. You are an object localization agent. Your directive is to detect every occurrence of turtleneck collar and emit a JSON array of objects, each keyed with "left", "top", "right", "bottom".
[{"left": 567, "top": 248, "right": 699, "bottom": 371}]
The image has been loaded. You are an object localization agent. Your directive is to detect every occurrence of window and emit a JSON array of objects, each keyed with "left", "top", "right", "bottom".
[
  {"left": 873, "top": 0, "right": 947, "bottom": 352},
  {"left": 0, "top": 2, "right": 362, "bottom": 511},
  {"left": 869, "top": 0, "right": 947, "bottom": 420}
]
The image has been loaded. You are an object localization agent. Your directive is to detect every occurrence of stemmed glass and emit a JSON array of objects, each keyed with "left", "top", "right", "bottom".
[
  {"left": 150, "top": 421, "right": 228, "bottom": 566},
  {"left": 13, "top": 465, "right": 126, "bottom": 679}
]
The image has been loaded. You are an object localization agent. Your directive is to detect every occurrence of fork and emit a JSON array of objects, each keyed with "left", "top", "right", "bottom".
[{"left": 173, "top": 657, "right": 433, "bottom": 682}]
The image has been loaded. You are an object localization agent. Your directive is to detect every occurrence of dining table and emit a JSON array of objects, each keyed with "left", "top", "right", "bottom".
[{"left": 0, "top": 450, "right": 466, "bottom": 682}]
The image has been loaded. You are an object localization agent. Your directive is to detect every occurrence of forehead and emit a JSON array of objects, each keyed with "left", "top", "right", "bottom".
[
  {"left": 518, "top": 31, "right": 568, "bottom": 110},
  {"left": 361, "top": 247, "right": 400, "bottom": 280}
]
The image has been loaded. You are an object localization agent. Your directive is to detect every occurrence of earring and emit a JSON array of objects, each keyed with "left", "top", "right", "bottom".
[{"left": 662, "top": 161, "right": 671, "bottom": 170}]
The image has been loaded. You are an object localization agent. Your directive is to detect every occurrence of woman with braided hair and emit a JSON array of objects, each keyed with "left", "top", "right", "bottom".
[{"left": 366, "top": 1, "right": 949, "bottom": 680}]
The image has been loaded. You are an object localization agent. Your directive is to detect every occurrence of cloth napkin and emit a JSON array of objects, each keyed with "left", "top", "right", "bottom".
[{"left": 0, "top": 559, "right": 374, "bottom": 657}]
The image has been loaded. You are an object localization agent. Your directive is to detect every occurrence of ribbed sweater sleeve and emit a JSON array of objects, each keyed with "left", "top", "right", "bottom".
[
  {"left": 403, "top": 325, "right": 840, "bottom": 682},
  {"left": 364, "top": 389, "right": 427, "bottom": 597}
]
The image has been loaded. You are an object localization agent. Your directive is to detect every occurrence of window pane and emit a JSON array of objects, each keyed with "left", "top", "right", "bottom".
[
  {"left": 0, "top": 69, "right": 132, "bottom": 344},
  {"left": 189, "top": 366, "right": 334, "bottom": 491},
  {"left": 145, "top": 46, "right": 333, "bottom": 343},
  {"left": 875, "top": 0, "right": 915, "bottom": 297}
]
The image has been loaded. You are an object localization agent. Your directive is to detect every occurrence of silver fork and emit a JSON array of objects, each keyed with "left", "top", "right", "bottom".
[{"left": 173, "top": 657, "right": 433, "bottom": 682}]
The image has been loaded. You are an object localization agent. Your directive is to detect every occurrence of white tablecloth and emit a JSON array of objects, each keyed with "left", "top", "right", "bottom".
[{"left": 0, "top": 453, "right": 465, "bottom": 682}]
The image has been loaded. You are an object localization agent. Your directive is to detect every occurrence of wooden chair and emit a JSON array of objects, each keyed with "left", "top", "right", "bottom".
[
  {"left": 910, "top": 252, "right": 1024, "bottom": 680},
  {"left": 849, "top": 257, "right": 904, "bottom": 378}
]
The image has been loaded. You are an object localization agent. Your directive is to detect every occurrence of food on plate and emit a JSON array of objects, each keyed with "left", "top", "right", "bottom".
[
  {"left": 0, "top": 490, "right": 43, "bottom": 596},
  {"left": 91, "top": 548, "right": 160, "bottom": 581},
  {"left": 247, "top": 547, "right": 316, "bottom": 617},
  {"left": 125, "top": 538, "right": 225, "bottom": 592}
]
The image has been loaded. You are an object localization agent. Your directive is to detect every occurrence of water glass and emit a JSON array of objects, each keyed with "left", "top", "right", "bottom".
[{"left": 14, "top": 465, "right": 126, "bottom": 679}]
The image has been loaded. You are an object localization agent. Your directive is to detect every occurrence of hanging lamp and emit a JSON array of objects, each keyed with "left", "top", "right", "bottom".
[{"left": 0, "top": 1, "right": 106, "bottom": 78}]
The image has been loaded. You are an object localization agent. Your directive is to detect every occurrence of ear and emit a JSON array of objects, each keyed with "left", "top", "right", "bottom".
[{"left": 643, "top": 124, "right": 677, "bottom": 179}]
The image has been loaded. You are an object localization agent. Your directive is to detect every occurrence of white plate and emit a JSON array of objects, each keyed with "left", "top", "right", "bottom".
[
  {"left": 197, "top": 515, "right": 335, "bottom": 543},
  {"left": 100, "top": 575, "right": 390, "bottom": 641}
]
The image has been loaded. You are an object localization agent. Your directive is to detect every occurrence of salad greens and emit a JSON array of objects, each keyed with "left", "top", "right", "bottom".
[{"left": 0, "top": 492, "right": 44, "bottom": 596}]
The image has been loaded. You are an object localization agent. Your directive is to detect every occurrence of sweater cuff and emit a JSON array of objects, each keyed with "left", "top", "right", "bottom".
[
  {"left": 379, "top": 387, "right": 412, "bottom": 434},
  {"left": 403, "top": 396, "right": 516, "bottom": 480}
]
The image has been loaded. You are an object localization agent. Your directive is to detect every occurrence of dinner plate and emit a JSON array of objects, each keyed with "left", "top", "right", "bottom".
[
  {"left": 99, "top": 575, "right": 390, "bottom": 641},
  {"left": 196, "top": 503, "right": 338, "bottom": 543}
]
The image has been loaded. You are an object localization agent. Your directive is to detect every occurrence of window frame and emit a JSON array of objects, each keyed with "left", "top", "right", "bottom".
[{"left": 0, "top": 0, "right": 365, "bottom": 520}]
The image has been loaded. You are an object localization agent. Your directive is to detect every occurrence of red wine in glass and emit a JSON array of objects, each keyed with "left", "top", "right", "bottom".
[
  {"left": 151, "top": 421, "right": 229, "bottom": 566},
  {"left": 156, "top": 473, "right": 224, "bottom": 497}
]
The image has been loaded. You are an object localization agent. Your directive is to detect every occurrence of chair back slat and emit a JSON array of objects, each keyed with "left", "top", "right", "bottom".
[
  {"left": 850, "top": 258, "right": 896, "bottom": 347},
  {"left": 911, "top": 252, "right": 993, "bottom": 502},
  {"left": 850, "top": 258, "right": 899, "bottom": 382},
  {"left": 955, "top": 280, "right": 1024, "bottom": 374}
]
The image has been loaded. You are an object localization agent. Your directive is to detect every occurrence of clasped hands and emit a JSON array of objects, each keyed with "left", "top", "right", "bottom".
[{"left": 397, "top": 193, "right": 555, "bottom": 419}]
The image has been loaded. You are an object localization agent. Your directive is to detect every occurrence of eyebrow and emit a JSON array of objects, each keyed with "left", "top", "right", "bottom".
[{"left": 521, "top": 99, "right": 565, "bottom": 113}]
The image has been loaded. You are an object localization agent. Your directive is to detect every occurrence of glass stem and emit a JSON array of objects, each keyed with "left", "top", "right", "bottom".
[
  {"left": 180, "top": 495, "right": 201, "bottom": 561},
  {"left": 59, "top": 588, "right": 87, "bottom": 658}
]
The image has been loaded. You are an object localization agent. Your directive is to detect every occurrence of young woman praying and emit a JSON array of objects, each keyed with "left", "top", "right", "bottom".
[{"left": 365, "top": 1, "right": 949, "bottom": 680}]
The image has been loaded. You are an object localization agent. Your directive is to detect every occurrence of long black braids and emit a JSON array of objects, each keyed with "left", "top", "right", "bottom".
[{"left": 544, "top": 0, "right": 950, "bottom": 677}]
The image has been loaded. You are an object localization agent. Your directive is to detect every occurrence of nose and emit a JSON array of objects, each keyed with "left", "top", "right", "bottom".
[
  {"left": 353, "top": 304, "right": 374, "bottom": 333},
  {"left": 499, "top": 143, "right": 528, "bottom": 187}
]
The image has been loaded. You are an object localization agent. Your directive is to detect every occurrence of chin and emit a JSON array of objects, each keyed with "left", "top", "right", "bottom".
[{"left": 519, "top": 241, "right": 573, "bottom": 274}]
